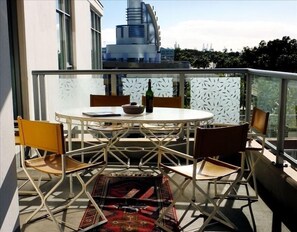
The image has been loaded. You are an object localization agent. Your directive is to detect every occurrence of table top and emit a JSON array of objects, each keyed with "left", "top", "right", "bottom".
[{"left": 55, "top": 107, "right": 214, "bottom": 124}]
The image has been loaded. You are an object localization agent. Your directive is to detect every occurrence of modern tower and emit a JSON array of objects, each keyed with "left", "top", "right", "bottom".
[{"left": 104, "top": 0, "right": 161, "bottom": 63}]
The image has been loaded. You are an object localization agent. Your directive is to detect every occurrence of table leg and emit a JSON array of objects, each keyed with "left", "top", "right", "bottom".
[{"left": 66, "top": 118, "right": 75, "bottom": 198}]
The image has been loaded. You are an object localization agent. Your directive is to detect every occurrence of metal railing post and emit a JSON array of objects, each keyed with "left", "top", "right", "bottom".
[
  {"left": 33, "top": 74, "right": 46, "bottom": 120},
  {"left": 179, "top": 73, "right": 185, "bottom": 108},
  {"left": 40, "top": 74, "right": 47, "bottom": 120},
  {"left": 275, "top": 78, "right": 288, "bottom": 168},
  {"left": 111, "top": 73, "right": 117, "bottom": 95},
  {"left": 245, "top": 72, "right": 252, "bottom": 122},
  {"left": 32, "top": 73, "right": 40, "bottom": 120}
]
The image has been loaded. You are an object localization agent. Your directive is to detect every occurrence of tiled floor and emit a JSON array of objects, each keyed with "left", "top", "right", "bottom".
[{"left": 18, "top": 168, "right": 290, "bottom": 232}]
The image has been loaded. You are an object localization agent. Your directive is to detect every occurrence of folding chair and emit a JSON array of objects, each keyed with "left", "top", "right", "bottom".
[
  {"left": 207, "top": 107, "right": 269, "bottom": 200},
  {"left": 142, "top": 96, "right": 182, "bottom": 108},
  {"left": 90, "top": 94, "right": 130, "bottom": 107},
  {"left": 244, "top": 107, "right": 269, "bottom": 198},
  {"left": 15, "top": 120, "right": 52, "bottom": 196},
  {"left": 18, "top": 116, "right": 107, "bottom": 231},
  {"left": 156, "top": 123, "right": 249, "bottom": 232},
  {"left": 139, "top": 96, "right": 184, "bottom": 167},
  {"left": 87, "top": 94, "right": 131, "bottom": 167}
]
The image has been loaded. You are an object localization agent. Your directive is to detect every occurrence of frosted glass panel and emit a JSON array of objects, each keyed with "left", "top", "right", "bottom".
[
  {"left": 190, "top": 77, "right": 241, "bottom": 123},
  {"left": 58, "top": 75, "right": 105, "bottom": 110},
  {"left": 122, "top": 75, "right": 174, "bottom": 104}
]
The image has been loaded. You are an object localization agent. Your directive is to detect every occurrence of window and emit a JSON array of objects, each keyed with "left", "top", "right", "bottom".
[
  {"left": 56, "top": 0, "right": 73, "bottom": 70},
  {"left": 129, "top": 25, "right": 144, "bottom": 38},
  {"left": 91, "top": 9, "right": 101, "bottom": 69}
]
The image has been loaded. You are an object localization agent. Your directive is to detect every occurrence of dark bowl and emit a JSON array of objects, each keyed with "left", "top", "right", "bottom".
[{"left": 122, "top": 104, "right": 145, "bottom": 114}]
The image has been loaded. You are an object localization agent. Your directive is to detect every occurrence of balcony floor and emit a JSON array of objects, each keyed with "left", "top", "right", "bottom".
[{"left": 17, "top": 166, "right": 291, "bottom": 232}]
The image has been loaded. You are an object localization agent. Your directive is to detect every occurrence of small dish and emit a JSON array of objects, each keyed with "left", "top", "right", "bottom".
[{"left": 122, "top": 103, "right": 144, "bottom": 114}]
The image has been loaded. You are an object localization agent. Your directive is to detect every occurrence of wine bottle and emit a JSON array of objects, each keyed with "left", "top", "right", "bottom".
[{"left": 145, "top": 79, "right": 154, "bottom": 113}]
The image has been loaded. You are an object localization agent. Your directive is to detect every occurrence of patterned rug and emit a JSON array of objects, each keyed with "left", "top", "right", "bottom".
[{"left": 79, "top": 173, "right": 179, "bottom": 231}]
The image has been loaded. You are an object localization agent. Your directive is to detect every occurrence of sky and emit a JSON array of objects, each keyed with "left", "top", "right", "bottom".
[{"left": 100, "top": 0, "right": 297, "bottom": 52}]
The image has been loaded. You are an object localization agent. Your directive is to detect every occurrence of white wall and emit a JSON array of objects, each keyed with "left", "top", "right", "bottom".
[
  {"left": 0, "top": 0, "right": 20, "bottom": 230},
  {"left": 21, "top": 0, "right": 58, "bottom": 120},
  {"left": 73, "top": 1, "right": 92, "bottom": 69},
  {"left": 20, "top": 0, "right": 104, "bottom": 122}
]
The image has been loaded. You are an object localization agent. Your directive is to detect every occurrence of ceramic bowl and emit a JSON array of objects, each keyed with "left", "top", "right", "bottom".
[{"left": 122, "top": 103, "right": 145, "bottom": 114}]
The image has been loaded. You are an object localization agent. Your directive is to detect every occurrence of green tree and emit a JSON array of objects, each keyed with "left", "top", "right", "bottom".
[{"left": 174, "top": 36, "right": 297, "bottom": 73}]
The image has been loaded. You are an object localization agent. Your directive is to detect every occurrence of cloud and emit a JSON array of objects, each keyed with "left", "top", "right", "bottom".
[
  {"left": 161, "top": 20, "right": 297, "bottom": 51},
  {"left": 102, "top": 28, "right": 116, "bottom": 47},
  {"left": 102, "top": 20, "right": 297, "bottom": 52}
]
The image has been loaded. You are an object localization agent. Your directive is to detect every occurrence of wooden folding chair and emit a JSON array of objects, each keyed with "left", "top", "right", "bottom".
[
  {"left": 156, "top": 123, "right": 249, "bottom": 232},
  {"left": 139, "top": 96, "right": 184, "bottom": 167},
  {"left": 88, "top": 94, "right": 131, "bottom": 167},
  {"left": 18, "top": 116, "right": 107, "bottom": 231}
]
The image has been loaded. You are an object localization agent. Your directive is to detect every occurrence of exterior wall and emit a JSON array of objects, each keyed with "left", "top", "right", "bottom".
[
  {"left": 255, "top": 150, "right": 297, "bottom": 231},
  {"left": 0, "top": 0, "right": 20, "bottom": 231},
  {"left": 0, "top": 1, "right": 104, "bottom": 230},
  {"left": 73, "top": 0, "right": 92, "bottom": 69},
  {"left": 20, "top": 0, "right": 58, "bottom": 120},
  {"left": 73, "top": 0, "right": 103, "bottom": 69},
  {"left": 18, "top": 0, "right": 103, "bottom": 121}
]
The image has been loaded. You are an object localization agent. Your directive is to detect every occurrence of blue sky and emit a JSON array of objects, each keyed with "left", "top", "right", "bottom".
[{"left": 101, "top": 0, "right": 297, "bottom": 51}]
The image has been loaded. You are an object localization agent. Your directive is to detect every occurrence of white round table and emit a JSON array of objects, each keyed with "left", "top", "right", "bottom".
[{"left": 55, "top": 106, "right": 214, "bottom": 124}]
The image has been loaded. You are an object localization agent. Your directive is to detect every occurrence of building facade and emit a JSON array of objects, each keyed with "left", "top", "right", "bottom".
[
  {"left": 104, "top": 0, "right": 161, "bottom": 63},
  {"left": 0, "top": 0, "right": 104, "bottom": 231}
]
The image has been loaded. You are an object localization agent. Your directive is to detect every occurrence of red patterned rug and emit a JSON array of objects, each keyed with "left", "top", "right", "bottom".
[{"left": 79, "top": 174, "right": 179, "bottom": 231}]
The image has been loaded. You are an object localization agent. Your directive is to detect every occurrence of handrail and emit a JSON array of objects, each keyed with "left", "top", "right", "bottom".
[
  {"left": 32, "top": 68, "right": 248, "bottom": 75},
  {"left": 248, "top": 68, "right": 297, "bottom": 79},
  {"left": 31, "top": 68, "right": 297, "bottom": 169},
  {"left": 32, "top": 68, "right": 297, "bottom": 79}
]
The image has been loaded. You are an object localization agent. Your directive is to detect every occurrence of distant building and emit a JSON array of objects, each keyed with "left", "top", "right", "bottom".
[
  {"left": 102, "top": 0, "right": 189, "bottom": 96},
  {"left": 103, "top": 0, "right": 190, "bottom": 69},
  {"left": 160, "top": 48, "right": 175, "bottom": 62},
  {"left": 104, "top": 0, "right": 161, "bottom": 63}
]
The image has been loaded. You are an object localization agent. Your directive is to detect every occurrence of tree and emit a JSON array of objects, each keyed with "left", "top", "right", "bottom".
[{"left": 174, "top": 36, "right": 297, "bottom": 73}]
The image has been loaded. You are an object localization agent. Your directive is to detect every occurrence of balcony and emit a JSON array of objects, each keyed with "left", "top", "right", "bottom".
[
  {"left": 32, "top": 68, "right": 297, "bottom": 167},
  {"left": 17, "top": 68, "right": 297, "bottom": 231}
]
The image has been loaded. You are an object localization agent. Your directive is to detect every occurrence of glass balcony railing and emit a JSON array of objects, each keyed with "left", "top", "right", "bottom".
[{"left": 31, "top": 68, "right": 297, "bottom": 168}]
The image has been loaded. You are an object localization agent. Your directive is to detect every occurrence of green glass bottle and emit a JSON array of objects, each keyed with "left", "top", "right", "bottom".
[{"left": 145, "top": 79, "right": 154, "bottom": 113}]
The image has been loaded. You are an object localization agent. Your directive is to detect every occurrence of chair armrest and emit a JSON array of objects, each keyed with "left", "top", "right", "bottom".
[
  {"left": 66, "top": 143, "right": 107, "bottom": 157},
  {"left": 246, "top": 139, "right": 263, "bottom": 151},
  {"left": 159, "top": 146, "right": 193, "bottom": 161}
]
